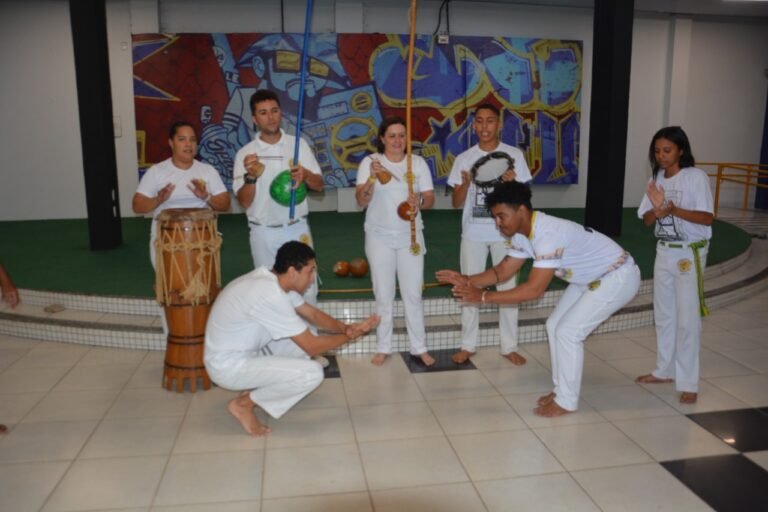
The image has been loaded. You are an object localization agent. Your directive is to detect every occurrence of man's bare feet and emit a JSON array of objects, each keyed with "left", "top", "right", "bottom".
[
  {"left": 452, "top": 349, "right": 475, "bottom": 364},
  {"left": 680, "top": 392, "right": 698, "bottom": 404},
  {"left": 227, "top": 394, "right": 271, "bottom": 437},
  {"left": 419, "top": 352, "right": 436, "bottom": 366},
  {"left": 533, "top": 400, "right": 572, "bottom": 417},
  {"left": 371, "top": 353, "right": 389, "bottom": 366},
  {"left": 537, "top": 391, "right": 556, "bottom": 406},
  {"left": 503, "top": 352, "right": 527, "bottom": 366},
  {"left": 635, "top": 374, "right": 674, "bottom": 384}
]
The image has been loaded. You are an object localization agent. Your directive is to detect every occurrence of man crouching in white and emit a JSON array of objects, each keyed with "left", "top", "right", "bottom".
[{"left": 205, "top": 241, "right": 379, "bottom": 436}]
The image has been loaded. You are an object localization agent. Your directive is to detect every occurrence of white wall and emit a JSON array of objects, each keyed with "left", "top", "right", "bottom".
[
  {"left": 0, "top": 0, "right": 766, "bottom": 221},
  {"left": 0, "top": 1, "right": 86, "bottom": 220}
]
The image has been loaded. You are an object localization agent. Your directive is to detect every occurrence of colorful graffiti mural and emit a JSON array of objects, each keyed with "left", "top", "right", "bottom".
[{"left": 133, "top": 33, "right": 582, "bottom": 188}]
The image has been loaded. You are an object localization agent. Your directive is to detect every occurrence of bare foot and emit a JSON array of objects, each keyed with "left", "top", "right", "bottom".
[
  {"left": 0, "top": 424, "right": 7, "bottom": 434},
  {"left": 419, "top": 352, "right": 436, "bottom": 367},
  {"left": 227, "top": 395, "right": 271, "bottom": 437},
  {"left": 635, "top": 374, "right": 674, "bottom": 384},
  {"left": 680, "top": 392, "right": 698, "bottom": 404},
  {"left": 503, "top": 352, "right": 527, "bottom": 366},
  {"left": 371, "top": 353, "right": 389, "bottom": 366},
  {"left": 537, "top": 391, "right": 556, "bottom": 406},
  {"left": 534, "top": 400, "right": 572, "bottom": 417},
  {"left": 452, "top": 349, "right": 475, "bottom": 364}
]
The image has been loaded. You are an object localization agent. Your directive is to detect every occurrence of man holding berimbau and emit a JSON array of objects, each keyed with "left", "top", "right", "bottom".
[
  {"left": 437, "top": 182, "right": 640, "bottom": 417},
  {"left": 233, "top": 90, "right": 324, "bottom": 305},
  {"left": 446, "top": 103, "right": 532, "bottom": 365}
]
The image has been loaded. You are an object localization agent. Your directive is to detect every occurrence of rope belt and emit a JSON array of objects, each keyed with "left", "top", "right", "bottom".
[
  {"left": 587, "top": 251, "right": 632, "bottom": 291},
  {"left": 658, "top": 239, "right": 709, "bottom": 317}
]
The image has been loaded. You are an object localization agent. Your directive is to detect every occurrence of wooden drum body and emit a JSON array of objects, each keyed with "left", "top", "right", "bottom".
[{"left": 155, "top": 208, "right": 221, "bottom": 392}]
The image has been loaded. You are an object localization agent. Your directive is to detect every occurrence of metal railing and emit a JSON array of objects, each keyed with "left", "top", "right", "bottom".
[{"left": 698, "top": 162, "right": 768, "bottom": 217}]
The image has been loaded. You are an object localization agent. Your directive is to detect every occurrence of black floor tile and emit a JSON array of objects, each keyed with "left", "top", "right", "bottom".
[
  {"left": 322, "top": 355, "right": 341, "bottom": 379},
  {"left": 662, "top": 454, "right": 768, "bottom": 512},
  {"left": 400, "top": 348, "right": 477, "bottom": 373},
  {"left": 687, "top": 408, "right": 768, "bottom": 452}
]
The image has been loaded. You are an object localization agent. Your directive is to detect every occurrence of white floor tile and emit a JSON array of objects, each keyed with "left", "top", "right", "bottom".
[
  {"left": 43, "top": 456, "right": 167, "bottom": 511},
  {"left": 706, "top": 374, "right": 768, "bottom": 407},
  {"left": 717, "top": 348, "right": 768, "bottom": 373},
  {"left": 0, "top": 364, "right": 72, "bottom": 393},
  {"left": 106, "top": 388, "right": 191, "bottom": 419},
  {"left": 428, "top": 395, "right": 527, "bottom": 435},
  {"left": 53, "top": 364, "right": 137, "bottom": 391},
  {"left": 174, "top": 412, "right": 266, "bottom": 453},
  {"left": 0, "top": 461, "right": 69, "bottom": 512},
  {"left": 153, "top": 503, "right": 260, "bottom": 512},
  {"left": 24, "top": 388, "right": 120, "bottom": 423},
  {"left": 264, "top": 444, "right": 366, "bottom": 498},
  {"left": 572, "top": 463, "right": 713, "bottom": 511},
  {"left": 584, "top": 336, "right": 655, "bottom": 360},
  {"left": 76, "top": 347, "right": 148, "bottom": 367},
  {"left": 449, "top": 429, "right": 563, "bottom": 480},
  {"left": 359, "top": 437, "right": 468, "bottom": 490},
  {"left": 699, "top": 348, "right": 756, "bottom": 378},
  {"left": 641, "top": 379, "right": 751, "bottom": 413},
  {"left": 0, "top": 420, "right": 97, "bottom": 463},
  {"left": 9, "top": 342, "right": 88, "bottom": 368},
  {"left": 581, "top": 385, "right": 680, "bottom": 421},
  {"left": 0, "top": 391, "right": 44, "bottom": 423},
  {"left": 154, "top": 451, "right": 264, "bottom": 506},
  {"left": 350, "top": 401, "right": 442, "bottom": 442},
  {"left": 371, "top": 482, "right": 486, "bottom": 512},
  {"left": 262, "top": 493, "right": 371, "bottom": 512},
  {"left": 534, "top": 422, "right": 652, "bottom": 471},
  {"left": 266, "top": 406, "right": 356, "bottom": 448},
  {"left": 413, "top": 369, "right": 499, "bottom": 400},
  {"left": 745, "top": 450, "right": 768, "bottom": 472},
  {"left": 291, "top": 377, "right": 348, "bottom": 409},
  {"left": 505, "top": 392, "right": 606, "bottom": 428},
  {"left": 613, "top": 415, "right": 737, "bottom": 461},
  {"left": 481, "top": 363, "right": 554, "bottom": 395},
  {"left": 81, "top": 416, "right": 182, "bottom": 458},
  {"left": 476, "top": 473, "right": 600, "bottom": 512}
]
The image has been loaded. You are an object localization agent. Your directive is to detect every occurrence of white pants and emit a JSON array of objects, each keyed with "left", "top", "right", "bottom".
[
  {"left": 365, "top": 232, "right": 428, "bottom": 355},
  {"left": 546, "top": 262, "right": 641, "bottom": 411},
  {"left": 205, "top": 338, "right": 323, "bottom": 419},
  {"left": 651, "top": 243, "right": 708, "bottom": 393},
  {"left": 248, "top": 218, "right": 318, "bottom": 306},
  {"left": 460, "top": 238, "right": 519, "bottom": 353}
]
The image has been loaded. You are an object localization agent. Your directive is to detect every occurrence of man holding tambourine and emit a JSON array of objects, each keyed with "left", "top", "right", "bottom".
[
  {"left": 446, "top": 103, "right": 532, "bottom": 365},
  {"left": 233, "top": 90, "right": 324, "bottom": 306}
]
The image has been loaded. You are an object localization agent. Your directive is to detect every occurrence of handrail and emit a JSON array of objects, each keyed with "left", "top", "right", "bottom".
[{"left": 697, "top": 162, "right": 768, "bottom": 217}]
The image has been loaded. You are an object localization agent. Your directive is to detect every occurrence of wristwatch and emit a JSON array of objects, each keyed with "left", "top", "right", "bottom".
[{"left": 244, "top": 175, "right": 258, "bottom": 184}]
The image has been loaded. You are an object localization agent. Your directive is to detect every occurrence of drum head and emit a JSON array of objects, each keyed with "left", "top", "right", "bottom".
[{"left": 470, "top": 151, "right": 515, "bottom": 187}]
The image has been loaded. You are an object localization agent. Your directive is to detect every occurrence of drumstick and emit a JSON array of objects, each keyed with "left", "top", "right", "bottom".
[
  {"left": 405, "top": 0, "right": 420, "bottom": 256},
  {"left": 289, "top": 0, "right": 314, "bottom": 220}
]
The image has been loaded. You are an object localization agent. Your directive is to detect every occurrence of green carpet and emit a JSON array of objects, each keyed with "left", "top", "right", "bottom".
[{"left": 0, "top": 209, "right": 751, "bottom": 300}]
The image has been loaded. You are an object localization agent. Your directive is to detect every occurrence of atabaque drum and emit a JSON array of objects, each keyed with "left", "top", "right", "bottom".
[{"left": 155, "top": 208, "right": 222, "bottom": 392}]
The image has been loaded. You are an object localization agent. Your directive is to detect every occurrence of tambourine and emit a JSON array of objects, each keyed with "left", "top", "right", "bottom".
[{"left": 470, "top": 151, "right": 515, "bottom": 189}]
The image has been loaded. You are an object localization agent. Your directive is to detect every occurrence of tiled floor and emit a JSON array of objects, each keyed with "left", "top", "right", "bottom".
[{"left": 1, "top": 292, "right": 768, "bottom": 511}]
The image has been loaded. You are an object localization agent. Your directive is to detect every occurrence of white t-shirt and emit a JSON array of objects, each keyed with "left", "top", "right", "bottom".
[
  {"left": 447, "top": 143, "right": 532, "bottom": 242},
  {"left": 204, "top": 267, "right": 307, "bottom": 369},
  {"left": 506, "top": 211, "right": 630, "bottom": 286},
  {"left": 135, "top": 158, "right": 228, "bottom": 242},
  {"left": 232, "top": 130, "right": 321, "bottom": 225},
  {"left": 357, "top": 153, "right": 434, "bottom": 236},
  {"left": 637, "top": 167, "right": 713, "bottom": 242}
]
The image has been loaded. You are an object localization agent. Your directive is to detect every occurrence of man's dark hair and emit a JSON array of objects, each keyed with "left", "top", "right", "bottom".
[
  {"left": 474, "top": 102, "right": 501, "bottom": 118},
  {"left": 274, "top": 241, "right": 316, "bottom": 274},
  {"left": 168, "top": 121, "right": 196, "bottom": 139},
  {"left": 249, "top": 90, "right": 281, "bottom": 115},
  {"left": 485, "top": 181, "right": 533, "bottom": 211}
]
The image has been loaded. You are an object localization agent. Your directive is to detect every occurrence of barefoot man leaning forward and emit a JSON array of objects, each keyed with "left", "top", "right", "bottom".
[
  {"left": 437, "top": 182, "right": 640, "bottom": 417},
  {"left": 204, "top": 241, "right": 379, "bottom": 435}
]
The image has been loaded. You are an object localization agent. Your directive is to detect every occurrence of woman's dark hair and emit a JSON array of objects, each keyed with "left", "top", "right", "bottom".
[
  {"left": 649, "top": 126, "right": 695, "bottom": 179},
  {"left": 375, "top": 116, "right": 407, "bottom": 154},
  {"left": 274, "top": 241, "right": 316, "bottom": 274},
  {"left": 168, "top": 121, "right": 196, "bottom": 139},
  {"left": 485, "top": 181, "right": 533, "bottom": 212}
]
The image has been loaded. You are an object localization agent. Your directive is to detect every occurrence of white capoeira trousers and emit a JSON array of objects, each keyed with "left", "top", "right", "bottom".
[
  {"left": 546, "top": 262, "right": 641, "bottom": 411},
  {"left": 651, "top": 243, "right": 708, "bottom": 393},
  {"left": 365, "top": 232, "right": 428, "bottom": 355},
  {"left": 205, "top": 338, "right": 323, "bottom": 419},
  {"left": 248, "top": 218, "right": 318, "bottom": 305},
  {"left": 460, "top": 238, "right": 519, "bottom": 354}
]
